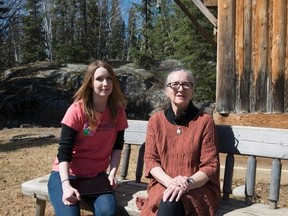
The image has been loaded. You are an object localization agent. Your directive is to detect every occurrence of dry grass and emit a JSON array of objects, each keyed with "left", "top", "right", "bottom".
[{"left": 0, "top": 127, "right": 287, "bottom": 216}]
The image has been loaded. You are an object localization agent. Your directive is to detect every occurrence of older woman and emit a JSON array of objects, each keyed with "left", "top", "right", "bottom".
[{"left": 140, "top": 69, "right": 220, "bottom": 216}]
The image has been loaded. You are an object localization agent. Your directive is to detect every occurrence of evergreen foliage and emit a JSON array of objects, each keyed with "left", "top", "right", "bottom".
[
  {"left": 0, "top": 0, "right": 217, "bottom": 101},
  {"left": 109, "top": 0, "right": 126, "bottom": 60},
  {"left": 0, "top": 0, "right": 13, "bottom": 71},
  {"left": 126, "top": 5, "right": 138, "bottom": 62},
  {"left": 21, "top": 0, "right": 47, "bottom": 63}
]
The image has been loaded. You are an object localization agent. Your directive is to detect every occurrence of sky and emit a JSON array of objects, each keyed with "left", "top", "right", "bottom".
[{"left": 121, "top": 0, "right": 141, "bottom": 23}]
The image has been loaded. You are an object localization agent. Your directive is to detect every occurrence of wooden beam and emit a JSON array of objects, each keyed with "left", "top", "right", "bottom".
[
  {"left": 242, "top": 0, "right": 252, "bottom": 112},
  {"left": 191, "top": 0, "right": 217, "bottom": 28},
  {"left": 203, "top": 0, "right": 217, "bottom": 7},
  {"left": 216, "top": 0, "right": 236, "bottom": 113},
  {"left": 271, "top": 0, "right": 286, "bottom": 112},
  {"left": 235, "top": 1, "right": 245, "bottom": 112},
  {"left": 251, "top": 0, "right": 269, "bottom": 112},
  {"left": 213, "top": 113, "right": 288, "bottom": 129}
]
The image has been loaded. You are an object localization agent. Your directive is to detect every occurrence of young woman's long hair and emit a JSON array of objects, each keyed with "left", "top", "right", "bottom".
[{"left": 73, "top": 60, "right": 126, "bottom": 124}]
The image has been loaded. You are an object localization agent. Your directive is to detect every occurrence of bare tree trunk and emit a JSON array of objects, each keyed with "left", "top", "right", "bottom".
[{"left": 42, "top": 1, "right": 53, "bottom": 61}]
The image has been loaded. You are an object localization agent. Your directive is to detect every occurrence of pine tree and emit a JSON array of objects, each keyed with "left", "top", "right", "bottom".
[
  {"left": 86, "top": 0, "right": 101, "bottom": 58},
  {"left": 51, "top": 0, "right": 83, "bottom": 62},
  {"left": 98, "top": 0, "right": 109, "bottom": 59},
  {"left": 126, "top": 5, "right": 138, "bottom": 62},
  {"left": 50, "top": 0, "right": 68, "bottom": 62},
  {"left": 21, "top": 0, "right": 47, "bottom": 64},
  {"left": 0, "top": 0, "right": 13, "bottom": 71},
  {"left": 130, "top": 0, "right": 155, "bottom": 69},
  {"left": 150, "top": 0, "right": 175, "bottom": 61},
  {"left": 109, "top": 0, "right": 125, "bottom": 60}
]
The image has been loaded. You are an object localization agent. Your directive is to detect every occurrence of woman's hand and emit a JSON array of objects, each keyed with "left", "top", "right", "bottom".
[
  {"left": 62, "top": 182, "right": 80, "bottom": 206},
  {"left": 172, "top": 175, "right": 189, "bottom": 190},
  {"left": 163, "top": 175, "right": 189, "bottom": 202},
  {"left": 108, "top": 174, "right": 117, "bottom": 189}
]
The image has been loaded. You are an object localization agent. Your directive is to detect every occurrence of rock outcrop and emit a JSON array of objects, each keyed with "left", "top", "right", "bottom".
[{"left": 0, "top": 61, "right": 166, "bottom": 128}]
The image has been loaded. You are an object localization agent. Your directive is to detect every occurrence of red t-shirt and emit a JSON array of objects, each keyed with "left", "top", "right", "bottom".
[{"left": 52, "top": 101, "right": 128, "bottom": 177}]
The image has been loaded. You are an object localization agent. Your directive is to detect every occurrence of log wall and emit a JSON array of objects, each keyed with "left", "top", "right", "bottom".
[{"left": 215, "top": 0, "right": 288, "bottom": 128}]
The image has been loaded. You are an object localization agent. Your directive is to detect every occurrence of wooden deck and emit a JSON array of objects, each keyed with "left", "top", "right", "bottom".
[{"left": 216, "top": 199, "right": 288, "bottom": 216}]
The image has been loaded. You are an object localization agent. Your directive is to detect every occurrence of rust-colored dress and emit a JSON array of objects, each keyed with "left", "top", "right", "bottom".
[{"left": 140, "top": 110, "right": 220, "bottom": 216}]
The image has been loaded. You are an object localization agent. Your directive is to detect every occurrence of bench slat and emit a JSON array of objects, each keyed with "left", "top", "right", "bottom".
[
  {"left": 217, "top": 125, "right": 288, "bottom": 159},
  {"left": 125, "top": 120, "right": 147, "bottom": 145}
]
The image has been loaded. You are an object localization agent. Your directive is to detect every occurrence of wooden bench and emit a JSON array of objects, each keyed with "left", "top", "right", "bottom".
[{"left": 21, "top": 120, "right": 288, "bottom": 216}]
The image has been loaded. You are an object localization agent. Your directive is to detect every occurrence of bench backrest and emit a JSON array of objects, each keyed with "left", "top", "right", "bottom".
[
  {"left": 125, "top": 120, "right": 147, "bottom": 145},
  {"left": 217, "top": 125, "right": 288, "bottom": 159},
  {"left": 125, "top": 120, "right": 288, "bottom": 159}
]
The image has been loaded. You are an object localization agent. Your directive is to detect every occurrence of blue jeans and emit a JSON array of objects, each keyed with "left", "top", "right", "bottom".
[{"left": 48, "top": 171, "right": 118, "bottom": 216}]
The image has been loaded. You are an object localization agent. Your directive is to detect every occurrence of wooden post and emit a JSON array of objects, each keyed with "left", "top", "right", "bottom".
[
  {"left": 136, "top": 143, "right": 145, "bottom": 183},
  {"left": 245, "top": 155, "right": 257, "bottom": 205},
  {"left": 35, "top": 198, "right": 46, "bottom": 216},
  {"left": 222, "top": 153, "right": 234, "bottom": 200},
  {"left": 268, "top": 158, "right": 282, "bottom": 209},
  {"left": 120, "top": 144, "right": 131, "bottom": 180}
]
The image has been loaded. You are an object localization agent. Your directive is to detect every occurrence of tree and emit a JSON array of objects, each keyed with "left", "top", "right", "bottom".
[
  {"left": 126, "top": 4, "right": 138, "bottom": 62},
  {"left": 51, "top": 0, "right": 79, "bottom": 62},
  {"left": 85, "top": 0, "right": 101, "bottom": 58},
  {"left": 109, "top": 0, "right": 125, "bottom": 60},
  {"left": 42, "top": 0, "right": 53, "bottom": 60},
  {"left": 21, "top": 0, "right": 47, "bottom": 63},
  {"left": 0, "top": 0, "right": 25, "bottom": 70},
  {"left": 97, "top": 0, "right": 109, "bottom": 59},
  {"left": 150, "top": 0, "right": 175, "bottom": 60},
  {"left": 129, "top": 0, "right": 155, "bottom": 69},
  {"left": 0, "top": 0, "right": 11, "bottom": 71}
]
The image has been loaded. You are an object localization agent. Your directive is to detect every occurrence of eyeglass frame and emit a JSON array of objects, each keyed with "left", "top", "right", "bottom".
[{"left": 166, "top": 82, "right": 194, "bottom": 90}]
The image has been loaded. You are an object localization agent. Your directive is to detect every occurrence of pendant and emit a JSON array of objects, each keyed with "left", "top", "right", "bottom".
[{"left": 176, "top": 127, "right": 181, "bottom": 135}]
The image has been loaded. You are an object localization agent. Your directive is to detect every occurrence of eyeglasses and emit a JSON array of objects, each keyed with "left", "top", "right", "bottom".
[{"left": 166, "top": 82, "right": 193, "bottom": 90}]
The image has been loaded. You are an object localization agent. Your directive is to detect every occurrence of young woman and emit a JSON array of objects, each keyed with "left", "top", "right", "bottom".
[
  {"left": 48, "top": 60, "right": 128, "bottom": 216},
  {"left": 140, "top": 69, "right": 220, "bottom": 216}
]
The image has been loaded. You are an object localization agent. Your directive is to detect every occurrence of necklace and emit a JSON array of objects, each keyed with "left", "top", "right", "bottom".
[{"left": 171, "top": 118, "right": 185, "bottom": 135}]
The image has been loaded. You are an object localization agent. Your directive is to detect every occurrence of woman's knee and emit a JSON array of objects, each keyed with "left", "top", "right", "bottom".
[
  {"left": 94, "top": 193, "right": 118, "bottom": 216},
  {"left": 157, "top": 199, "right": 185, "bottom": 216}
]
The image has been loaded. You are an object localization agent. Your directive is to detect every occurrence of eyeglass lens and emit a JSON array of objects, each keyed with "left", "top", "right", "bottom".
[{"left": 168, "top": 82, "right": 193, "bottom": 90}]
